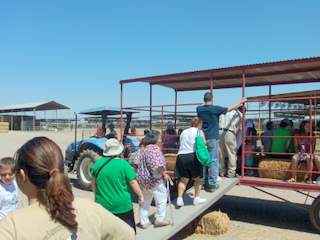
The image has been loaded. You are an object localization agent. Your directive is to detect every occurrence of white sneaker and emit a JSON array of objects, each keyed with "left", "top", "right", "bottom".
[
  {"left": 193, "top": 197, "right": 206, "bottom": 205},
  {"left": 217, "top": 176, "right": 222, "bottom": 182},
  {"left": 177, "top": 197, "right": 184, "bottom": 207}
]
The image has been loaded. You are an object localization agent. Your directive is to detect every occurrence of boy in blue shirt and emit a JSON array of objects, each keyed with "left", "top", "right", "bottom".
[{"left": 0, "top": 157, "right": 18, "bottom": 220}]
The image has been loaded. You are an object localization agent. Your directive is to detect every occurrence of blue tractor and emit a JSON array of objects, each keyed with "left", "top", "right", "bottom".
[{"left": 65, "top": 106, "right": 139, "bottom": 190}]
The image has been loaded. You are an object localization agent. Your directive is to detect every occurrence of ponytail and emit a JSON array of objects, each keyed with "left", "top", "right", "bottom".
[
  {"left": 46, "top": 169, "right": 77, "bottom": 232},
  {"left": 15, "top": 137, "right": 78, "bottom": 232}
]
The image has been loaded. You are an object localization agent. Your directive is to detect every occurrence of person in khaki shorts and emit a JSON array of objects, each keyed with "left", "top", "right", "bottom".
[{"left": 219, "top": 107, "right": 242, "bottom": 178}]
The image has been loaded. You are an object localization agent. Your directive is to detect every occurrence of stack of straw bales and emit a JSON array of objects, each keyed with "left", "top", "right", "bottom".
[
  {"left": 258, "top": 158, "right": 307, "bottom": 182},
  {"left": 195, "top": 211, "right": 230, "bottom": 235},
  {"left": 0, "top": 122, "right": 9, "bottom": 133},
  {"left": 164, "top": 153, "right": 177, "bottom": 172}
]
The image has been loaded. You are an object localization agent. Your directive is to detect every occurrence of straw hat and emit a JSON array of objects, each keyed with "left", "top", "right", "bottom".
[{"left": 103, "top": 138, "right": 124, "bottom": 157}]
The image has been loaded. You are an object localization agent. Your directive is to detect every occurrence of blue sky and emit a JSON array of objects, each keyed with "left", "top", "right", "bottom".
[{"left": 1, "top": 1, "right": 320, "bottom": 118}]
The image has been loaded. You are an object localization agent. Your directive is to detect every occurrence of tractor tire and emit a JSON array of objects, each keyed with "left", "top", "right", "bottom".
[
  {"left": 309, "top": 195, "right": 320, "bottom": 233},
  {"left": 76, "top": 149, "right": 101, "bottom": 190}
]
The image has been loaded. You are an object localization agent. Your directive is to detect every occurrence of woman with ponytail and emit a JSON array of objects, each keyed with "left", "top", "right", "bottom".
[{"left": 0, "top": 137, "right": 134, "bottom": 240}]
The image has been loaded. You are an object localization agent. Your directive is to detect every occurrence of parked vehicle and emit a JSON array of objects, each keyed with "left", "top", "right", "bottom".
[{"left": 65, "top": 106, "right": 139, "bottom": 190}]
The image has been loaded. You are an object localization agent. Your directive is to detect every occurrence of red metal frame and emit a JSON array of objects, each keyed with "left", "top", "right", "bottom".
[
  {"left": 240, "top": 95, "right": 320, "bottom": 192},
  {"left": 120, "top": 56, "right": 320, "bottom": 193}
]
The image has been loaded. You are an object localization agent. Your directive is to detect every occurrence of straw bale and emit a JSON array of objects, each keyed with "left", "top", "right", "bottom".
[
  {"left": 164, "top": 153, "right": 177, "bottom": 172},
  {"left": 258, "top": 159, "right": 307, "bottom": 181},
  {"left": 0, "top": 122, "right": 9, "bottom": 133},
  {"left": 195, "top": 211, "right": 230, "bottom": 235}
]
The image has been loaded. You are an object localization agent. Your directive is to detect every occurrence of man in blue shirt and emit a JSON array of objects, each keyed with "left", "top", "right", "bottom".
[{"left": 197, "top": 92, "right": 244, "bottom": 192}]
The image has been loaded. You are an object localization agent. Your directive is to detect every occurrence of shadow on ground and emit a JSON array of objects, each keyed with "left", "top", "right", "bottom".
[
  {"left": 211, "top": 195, "right": 317, "bottom": 233},
  {"left": 172, "top": 194, "right": 318, "bottom": 239}
]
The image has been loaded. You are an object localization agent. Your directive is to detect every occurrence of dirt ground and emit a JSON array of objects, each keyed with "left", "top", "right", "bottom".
[{"left": 0, "top": 131, "right": 319, "bottom": 240}]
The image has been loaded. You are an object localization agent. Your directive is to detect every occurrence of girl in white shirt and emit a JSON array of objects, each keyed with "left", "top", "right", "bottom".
[{"left": 175, "top": 117, "right": 206, "bottom": 207}]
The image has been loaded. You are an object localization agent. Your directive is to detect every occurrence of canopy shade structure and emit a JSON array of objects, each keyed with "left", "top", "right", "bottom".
[
  {"left": 79, "top": 106, "right": 137, "bottom": 116},
  {"left": 120, "top": 57, "right": 320, "bottom": 91},
  {"left": 0, "top": 101, "right": 70, "bottom": 113},
  {"left": 247, "top": 90, "right": 320, "bottom": 105}
]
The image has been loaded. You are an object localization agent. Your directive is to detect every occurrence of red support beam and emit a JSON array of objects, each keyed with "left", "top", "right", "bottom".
[
  {"left": 175, "top": 77, "right": 320, "bottom": 92},
  {"left": 240, "top": 177, "right": 320, "bottom": 192},
  {"left": 152, "top": 66, "right": 320, "bottom": 86},
  {"left": 120, "top": 83, "right": 124, "bottom": 140},
  {"left": 241, "top": 71, "right": 246, "bottom": 178}
]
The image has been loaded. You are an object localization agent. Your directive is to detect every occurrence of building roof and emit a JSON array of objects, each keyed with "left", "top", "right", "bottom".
[
  {"left": 247, "top": 89, "right": 320, "bottom": 105},
  {"left": 0, "top": 101, "right": 70, "bottom": 113},
  {"left": 120, "top": 57, "right": 320, "bottom": 91},
  {"left": 79, "top": 106, "right": 137, "bottom": 116}
]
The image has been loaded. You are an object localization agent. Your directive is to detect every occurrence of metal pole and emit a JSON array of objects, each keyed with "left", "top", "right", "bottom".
[
  {"left": 174, "top": 90, "right": 178, "bottom": 130},
  {"left": 161, "top": 105, "right": 164, "bottom": 147},
  {"left": 56, "top": 110, "right": 58, "bottom": 131},
  {"left": 21, "top": 113, "right": 23, "bottom": 131},
  {"left": 210, "top": 76, "right": 213, "bottom": 94},
  {"left": 268, "top": 85, "right": 272, "bottom": 121},
  {"left": 11, "top": 111, "right": 13, "bottom": 130},
  {"left": 120, "top": 83, "right": 124, "bottom": 141},
  {"left": 44, "top": 111, "right": 46, "bottom": 130},
  {"left": 149, "top": 83, "right": 153, "bottom": 130},
  {"left": 33, "top": 108, "right": 36, "bottom": 131},
  {"left": 74, "top": 112, "right": 78, "bottom": 153},
  {"left": 241, "top": 71, "right": 246, "bottom": 177},
  {"left": 308, "top": 99, "right": 313, "bottom": 182}
]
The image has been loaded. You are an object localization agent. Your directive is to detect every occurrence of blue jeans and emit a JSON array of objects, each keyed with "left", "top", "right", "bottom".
[{"left": 202, "top": 139, "right": 219, "bottom": 188}]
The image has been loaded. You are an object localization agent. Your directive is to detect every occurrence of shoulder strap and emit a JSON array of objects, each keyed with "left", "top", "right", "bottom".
[{"left": 95, "top": 157, "right": 114, "bottom": 179}]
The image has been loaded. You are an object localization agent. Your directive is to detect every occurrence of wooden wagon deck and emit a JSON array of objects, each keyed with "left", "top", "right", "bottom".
[{"left": 136, "top": 177, "right": 238, "bottom": 240}]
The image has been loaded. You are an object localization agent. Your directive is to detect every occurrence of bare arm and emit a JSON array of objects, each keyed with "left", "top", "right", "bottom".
[
  {"left": 228, "top": 98, "right": 246, "bottom": 112},
  {"left": 129, "top": 179, "right": 144, "bottom": 206},
  {"left": 158, "top": 166, "right": 171, "bottom": 181},
  {"left": 199, "top": 129, "right": 206, "bottom": 139}
]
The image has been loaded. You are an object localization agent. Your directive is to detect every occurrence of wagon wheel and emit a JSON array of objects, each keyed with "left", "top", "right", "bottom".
[{"left": 309, "top": 195, "right": 320, "bottom": 232}]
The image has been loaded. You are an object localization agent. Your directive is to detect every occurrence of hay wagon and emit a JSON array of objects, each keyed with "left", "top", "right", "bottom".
[{"left": 119, "top": 56, "right": 320, "bottom": 234}]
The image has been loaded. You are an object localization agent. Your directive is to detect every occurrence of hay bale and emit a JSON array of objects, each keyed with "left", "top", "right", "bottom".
[
  {"left": 164, "top": 153, "right": 177, "bottom": 172},
  {"left": 258, "top": 159, "right": 307, "bottom": 182},
  {"left": 0, "top": 122, "right": 9, "bottom": 133},
  {"left": 195, "top": 211, "right": 230, "bottom": 235}
]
